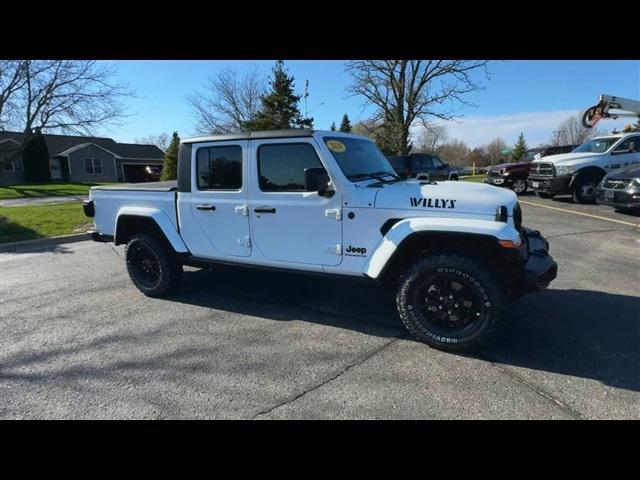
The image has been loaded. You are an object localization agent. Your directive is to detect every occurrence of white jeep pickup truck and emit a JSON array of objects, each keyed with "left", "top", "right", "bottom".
[
  {"left": 84, "top": 130, "right": 557, "bottom": 352},
  {"left": 528, "top": 131, "right": 640, "bottom": 203}
]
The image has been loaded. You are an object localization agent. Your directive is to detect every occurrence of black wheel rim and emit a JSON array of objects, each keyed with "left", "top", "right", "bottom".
[
  {"left": 579, "top": 182, "right": 596, "bottom": 201},
  {"left": 130, "top": 242, "right": 161, "bottom": 289},
  {"left": 412, "top": 273, "right": 487, "bottom": 337}
]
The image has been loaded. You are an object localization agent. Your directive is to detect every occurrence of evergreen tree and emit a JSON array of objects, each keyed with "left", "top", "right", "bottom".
[
  {"left": 160, "top": 132, "right": 180, "bottom": 181},
  {"left": 339, "top": 114, "right": 352, "bottom": 133},
  {"left": 243, "top": 61, "right": 313, "bottom": 131},
  {"left": 23, "top": 129, "right": 51, "bottom": 183},
  {"left": 330, "top": 122, "right": 336, "bottom": 131},
  {"left": 511, "top": 132, "right": 528, "bottom": 161}
]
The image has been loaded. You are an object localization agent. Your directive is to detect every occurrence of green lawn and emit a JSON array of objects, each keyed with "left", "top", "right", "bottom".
[
  {"left": 460, "top": 174, "right": 486, "bottom": 183},
  {"left": 0, "top": 202, "right": 92, "bottom": 243},
  {"left": 0, "top": 182, "right": 111, "bottom": 200}
]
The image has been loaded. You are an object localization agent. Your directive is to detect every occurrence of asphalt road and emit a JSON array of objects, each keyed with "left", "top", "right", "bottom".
[{"left": 1, "top": 197, "right": 639, "bottom": 419}]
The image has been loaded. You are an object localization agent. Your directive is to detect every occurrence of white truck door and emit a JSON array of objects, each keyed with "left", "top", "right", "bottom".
[
  {"left": 189, "top": 140, "right": 251, "bottom": 257},
  {"left": 249, "top": 138, "right": 343, "bottom": 266},
  {"left": 607, "top": 135, "right": 640, "bottom": 171}
]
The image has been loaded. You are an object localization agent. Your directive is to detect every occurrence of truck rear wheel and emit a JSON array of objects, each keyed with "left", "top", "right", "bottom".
[
  {"left": 125, "top": 233, "right": 183, "bottom": 297},
  {"left": 396, "top": 254, "right": 505, "bottom": 352}
]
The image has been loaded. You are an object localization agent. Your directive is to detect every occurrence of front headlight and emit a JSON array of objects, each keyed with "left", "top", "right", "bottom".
[
  {"left": 556, "top": 165, "right": 574, "bottom": 176},
  {"left": 632, "top": 177, "right": 640, "bottom": 187}
]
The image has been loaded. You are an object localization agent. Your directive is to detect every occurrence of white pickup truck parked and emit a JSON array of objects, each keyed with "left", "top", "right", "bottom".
[
  {"left": 528, "top": 131, "right": 640, "bottom": 203},
  {"left": 84, "top": 130, "right": 557, "bottom": 352}
]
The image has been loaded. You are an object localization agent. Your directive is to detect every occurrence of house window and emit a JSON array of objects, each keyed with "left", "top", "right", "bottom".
[
  {"left": 84, "top": 158, "right": 102, "bottom": 175},
  {"left": 2, "top": 156, "right": 23, "bottom": 171}
]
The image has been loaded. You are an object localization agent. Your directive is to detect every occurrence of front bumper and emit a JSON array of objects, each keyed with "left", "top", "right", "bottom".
[
  {"left": 485, "top": 176, "right": 509, "bottom": 187},
  {"left": 596, "top": 187, "right": 640, "bottom": 209},
  {"left": 527, "top": 175, "right": 571, "bottom": 195},
  {"left": 520, "top": 227, "right": 558, "bottom": 292}
]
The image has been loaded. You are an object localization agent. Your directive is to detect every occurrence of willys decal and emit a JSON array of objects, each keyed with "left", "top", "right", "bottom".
[{"left": 410, "top": 197, "right": 457, "bottom": 209}]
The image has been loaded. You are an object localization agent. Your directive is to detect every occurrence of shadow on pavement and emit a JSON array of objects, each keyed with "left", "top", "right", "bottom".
[{"left": 171, "top": 267, "right": 640, "bottom": 392}]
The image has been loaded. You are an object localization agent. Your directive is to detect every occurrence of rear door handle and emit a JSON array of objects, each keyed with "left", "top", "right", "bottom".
[
  {"left": 254, "top": 207, "right": 276, "bottom": 214},
  {"left": 197, "top": 204, "right": 216, "bottom": 211}
]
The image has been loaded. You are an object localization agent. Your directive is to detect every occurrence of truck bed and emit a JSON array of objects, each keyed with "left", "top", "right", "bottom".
[{"left": 90, "top": 182, "right": 179, "bottom": 238}]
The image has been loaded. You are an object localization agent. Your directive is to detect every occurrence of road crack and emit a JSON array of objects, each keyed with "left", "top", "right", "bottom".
[
  {"left": 481, "top": 356, "right": 587, "bottom": 419},
  {"left": 252, "top": 338, "right": 401, "bottom": 419}
]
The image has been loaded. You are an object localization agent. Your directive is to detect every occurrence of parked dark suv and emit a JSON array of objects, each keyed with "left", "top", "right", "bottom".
[{"left": 387, "top": 153, "right": 459, "bottom": 181}]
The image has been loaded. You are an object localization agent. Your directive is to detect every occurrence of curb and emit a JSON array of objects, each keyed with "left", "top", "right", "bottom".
[{"left": 0, "top": 232, "right": 91, "bottom": 253}]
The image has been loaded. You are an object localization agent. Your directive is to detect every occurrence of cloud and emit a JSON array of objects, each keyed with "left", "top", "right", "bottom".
[{"left": 411, "top": 110, "right": 631, "bottom": 148}]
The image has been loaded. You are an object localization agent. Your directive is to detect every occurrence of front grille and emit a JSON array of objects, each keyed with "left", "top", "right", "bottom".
[
  {"left": 603, "top": 179, "right": 632, "bottom": 190},
  {"left": 488, "top": 170, "right": 501, "bottom": 178},
  {"left": 513, "top": 202, "right": 523, "bottom": 233},
  {"left": 532, "top": 162, "right": 555, "bottom": 177}
]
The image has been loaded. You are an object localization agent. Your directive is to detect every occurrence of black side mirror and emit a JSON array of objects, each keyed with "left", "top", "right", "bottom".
[{"left": 304, "top": 167, "right": 333, "bottom": 197}]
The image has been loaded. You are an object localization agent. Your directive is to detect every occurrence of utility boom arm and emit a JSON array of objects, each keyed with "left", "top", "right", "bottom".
[{"left": 582, "top": 94, "right": 640, "bottom": 128}]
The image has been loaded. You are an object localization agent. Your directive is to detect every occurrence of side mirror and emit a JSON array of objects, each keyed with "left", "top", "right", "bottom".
[{"left": 304, "top": 167, "right": 333, "bottom": 197}]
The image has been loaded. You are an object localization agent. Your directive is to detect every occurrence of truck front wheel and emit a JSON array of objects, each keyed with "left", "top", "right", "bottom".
[
  {"left": 510, "top": 178, "right": 527, "bottom": 195},
  {"left": 125, "top": 233, "right": 183, "bottom": 297},
  {"left": 396, "top": 254, "right": 505, "bottom": 352},
  {"left": 571, "top": 177, "right": 599, "bottom": 204}
]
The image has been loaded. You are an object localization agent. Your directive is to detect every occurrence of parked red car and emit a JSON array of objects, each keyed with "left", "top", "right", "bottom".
[{"left": 484, "top": 145, "right": 578, "bottom": 195}]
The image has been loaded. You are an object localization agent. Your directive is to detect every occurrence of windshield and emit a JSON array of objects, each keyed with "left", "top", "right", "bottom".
[
  {"left": 573, "top": 137, "right": 620, "bottom": 154},
  {"left": 323, "top": 136, "right": 397, "bottom": 181}
]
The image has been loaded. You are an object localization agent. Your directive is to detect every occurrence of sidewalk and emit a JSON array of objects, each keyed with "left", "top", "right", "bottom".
[{"left": 0, "top": 195, "right": 88, "bottom": 207}]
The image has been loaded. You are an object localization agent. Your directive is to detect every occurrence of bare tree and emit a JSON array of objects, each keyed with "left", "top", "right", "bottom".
[
  {"left": 485, "top": 138, "right": 508, "bottom": 165},
  {"left": 0, "top": 60, "right": 26, "bottom": 130},
  {"left": 551, "top": 111, "right": 602, "bottom": 146},
  {"left": 415, "top": 123, "right": 448, "bottom": 153},
  {"left": 435, "top": 139, "right": 470, "bottom": 167},
  {"left": 187, "top": 68, "right": 266, "bottom": 135},
  {"left": 346, "top": 60, "right": 489, "bottom": 155},
  {"left": 135, "top": 133, "right": 171, "bottom": 152},
  {"left": 10, "top": 60, "right": 133, "bottom": 136}
]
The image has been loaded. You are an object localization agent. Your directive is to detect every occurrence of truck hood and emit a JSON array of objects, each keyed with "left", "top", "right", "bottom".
[
  {"left": 490, "top": 162, "right": 528, "bottom": 170},
  {"left": 532, "top": 151, "right": 602, "bottom": 166},
  {"left": 373, "top": 179, "right": 517, "bottom": 216}
]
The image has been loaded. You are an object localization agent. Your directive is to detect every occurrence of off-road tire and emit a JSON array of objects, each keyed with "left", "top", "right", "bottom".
[
  {"left": 396, "top": 254, "right": 506, "bottom": 352},
  {"left": 125, "top": 233, "right": 183, "bottom": 297}
]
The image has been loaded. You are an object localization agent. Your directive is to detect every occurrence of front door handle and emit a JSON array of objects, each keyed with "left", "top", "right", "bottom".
[
  {"left": 197, "top": 204, "right": 216, "bottom": 211},
  {"left": 254, "top": 207, "right": 276, "bottom": 214}
]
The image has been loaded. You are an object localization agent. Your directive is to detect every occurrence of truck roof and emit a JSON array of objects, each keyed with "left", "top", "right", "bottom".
[
  {"left": 181, "top": 129, "right": 370, "bottom": 144},
  {"left": 182, "top": 129, "right": 315, "bottom": 144}
]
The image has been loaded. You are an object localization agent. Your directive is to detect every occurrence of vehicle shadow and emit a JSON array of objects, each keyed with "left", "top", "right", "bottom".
[{"left": 171, "top": 267, "right": 640, "bottom": 392}]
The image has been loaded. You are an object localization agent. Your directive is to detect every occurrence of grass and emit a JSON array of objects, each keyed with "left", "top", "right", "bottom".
[
  {"left": 460, "top": 174, "right": 487, "bottom": 183},
  {"left": 0, "top": 202, "right": 92, "bottom": 243},
  {"left": 0, "top": 182, "right": 111, "bottom": 200}
]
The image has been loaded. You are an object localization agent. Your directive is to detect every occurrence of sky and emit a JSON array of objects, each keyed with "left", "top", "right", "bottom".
[{"left": 99, "top": 60, "right": 640, "bottom": 148}]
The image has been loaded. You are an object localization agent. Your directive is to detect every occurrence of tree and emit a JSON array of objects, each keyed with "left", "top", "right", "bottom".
[
  {"left": 435, "top": 139, "right": 470, "bottom": 167},
  {"left": 135, "top": 133, "right": 171, "bottom": 152},
  {"left": 339, "top": 114, "right": 352, "bottom": 133},
  {"left": 468, "top": 146, "right": 489, "bottom": 167},
  {"left": 330, "top": 121, "right": 336, "bottom": 131},
  {"left": 511, "top": 133, "right": 528, "bottom": 162},
  {"left": 415, "top": 123, "right": 447, "bottom": 153},
  {"left": 243, "top": 61, "right": 313, "bottom": 131},
  {"left": 346, "top": 60, "right": 489, "bottom": 155},
  {"left": 160, "top": 132, "right": 180, "bottom": 181},
  {"left": 551, "top": 111, "right": 602, "bottom": 146},
  {"left": 0, "top": 60, "right": 26, "bottom": 131},
  {"left": 187, "top": 68, "right": 266, "bottom": 135},
  {"left": 485, "top": 138, "right": 508, "bottom": 165},
  {"left": 22, "top": 129, "right": 50, "bottom": 183}
]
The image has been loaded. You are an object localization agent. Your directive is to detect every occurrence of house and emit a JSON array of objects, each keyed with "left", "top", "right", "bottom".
[{"left": 0, "top": 131, "right": 164, "bottom": 185}]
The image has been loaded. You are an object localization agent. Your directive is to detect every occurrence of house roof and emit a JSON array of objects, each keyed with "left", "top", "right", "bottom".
[{"left": 0, "top": 131, "right": 164, "bottom": 160}]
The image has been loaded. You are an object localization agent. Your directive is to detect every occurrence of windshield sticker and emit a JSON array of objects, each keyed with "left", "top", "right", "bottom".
[
  {"left": 326, "top": 140, "right": 346, "bottom": 153},
  {"left": 410, "top": 197, "right": 457, "bottom": 209}
]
